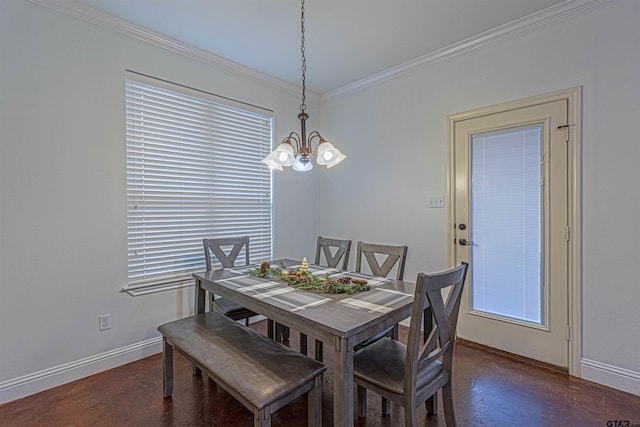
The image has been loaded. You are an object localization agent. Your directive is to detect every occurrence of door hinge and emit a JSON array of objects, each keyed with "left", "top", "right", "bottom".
[
  {"left": 564, "top": 226, "right": 571, "bottom": 242},
  {"left": 557, "top": 124, "right": 574, "bottom": 143},
  {"left": 565, "top": 325, "right": 571, "bottom": 341}
]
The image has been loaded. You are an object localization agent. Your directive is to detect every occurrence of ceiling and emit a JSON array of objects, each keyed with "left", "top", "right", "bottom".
[{"left": 64, "top": 0, "right": 576, "bottom": 94}]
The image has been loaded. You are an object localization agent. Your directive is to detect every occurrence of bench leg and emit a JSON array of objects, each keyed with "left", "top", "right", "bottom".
[
  {"left": 357, "top": 384, "right": 367, "bottom": 418},
  {"left": 162, "top": 337, "right": 174, "bottom": 397},
  {"left": 308, "top": 374, "right": 323, "bottom": 427},
  {"left": 255, "top": 407, "right": 271, "bottom": 427}
]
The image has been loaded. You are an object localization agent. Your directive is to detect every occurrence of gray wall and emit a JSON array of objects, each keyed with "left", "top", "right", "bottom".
[
  {"left": 1, "top": 0, "right": 639, "bottom": 402},
  {"left": 0, "top": 0, "right": 320, "bottom": 401},
  {"left": 318, "top": 0, "right": 640, "bottom": 394}
]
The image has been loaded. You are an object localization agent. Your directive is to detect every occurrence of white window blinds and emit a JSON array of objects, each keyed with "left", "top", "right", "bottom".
[
  {"left": 125, "top": 73, "right": 273, "bottom": 294},
  {"left": 470, "top": 124, "right": 543, "bottom": 324}
]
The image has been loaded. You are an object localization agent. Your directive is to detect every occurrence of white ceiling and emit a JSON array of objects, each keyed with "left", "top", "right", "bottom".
[{"left": 63, "top": 0, "right": 577, "bottom": 94}]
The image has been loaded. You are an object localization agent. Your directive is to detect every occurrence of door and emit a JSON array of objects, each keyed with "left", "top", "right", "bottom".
[{"left": 452, "top": 98, "right": 569, "bottom": 368}]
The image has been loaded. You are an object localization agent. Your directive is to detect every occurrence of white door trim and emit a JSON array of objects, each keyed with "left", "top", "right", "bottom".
[{"left": 447, "top": 87, "right": 582, "bottom": 377}]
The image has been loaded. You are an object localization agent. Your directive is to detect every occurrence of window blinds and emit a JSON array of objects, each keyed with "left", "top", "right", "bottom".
[
  {"left": 125, "top": 75, "right": 273, "bottom": 292},
  {"left": 470, "top": 124, "right": 543, "bottom": 324}
]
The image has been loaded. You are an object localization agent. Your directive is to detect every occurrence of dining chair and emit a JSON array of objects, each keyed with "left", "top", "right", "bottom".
[
  {"left": 354, "top": 241, "right": 408, "bottom": 348},
  {"left": 300, "top": 236, "right": 353, "bottom": 360},
  {"left": 315, "top": 236, "right": 352, "bottom": 270},
  {"left": 353, "top": 262, "right": 469, "bottom": 427},
  {"left": 355, "top": 241, "right": 407, "bottom": 281},
  {"left": 203, "top": 236, "right": 257, "bottom": 327}
]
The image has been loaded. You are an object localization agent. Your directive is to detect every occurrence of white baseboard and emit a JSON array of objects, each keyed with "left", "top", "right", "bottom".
[
  {"left": 0, "top": 337, "right": 163, "bottom": 404},
  {"left": 581, "top": 358, "right": 640, "bottom": 396}
]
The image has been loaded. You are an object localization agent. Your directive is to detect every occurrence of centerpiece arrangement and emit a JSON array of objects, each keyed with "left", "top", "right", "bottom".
[{"left": 247, "top": 258, "right": 370, "bottom": 294}]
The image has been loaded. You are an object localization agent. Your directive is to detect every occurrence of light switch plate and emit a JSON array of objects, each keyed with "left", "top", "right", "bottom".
[{"left": 428, "top": 195, "right": 445, "bottom": 208}]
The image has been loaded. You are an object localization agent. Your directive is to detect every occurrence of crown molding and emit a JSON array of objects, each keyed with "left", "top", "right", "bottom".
[
  {"left": 28, "top": 0, "right": 320, "bottom": 103},
  {"left": 321, "top": 0, "right": 614, "bottom": 101},
  {"left": 29, "top": 0, "right": 611, "bottom": 103}
]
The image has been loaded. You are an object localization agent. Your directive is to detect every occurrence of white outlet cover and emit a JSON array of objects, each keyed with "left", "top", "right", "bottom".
[{"left": 99, "top": 314, "right": 111, "bottom": 331}]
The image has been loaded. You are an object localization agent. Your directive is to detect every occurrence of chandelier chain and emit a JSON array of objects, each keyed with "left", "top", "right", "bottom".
[{"left": 300, "top": 0, "right": 306, "bottom": 112}]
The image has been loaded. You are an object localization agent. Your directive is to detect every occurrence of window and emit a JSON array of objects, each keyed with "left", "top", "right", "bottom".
[{"left": 125, "top": 72, "right": 273, "bottom": 295}]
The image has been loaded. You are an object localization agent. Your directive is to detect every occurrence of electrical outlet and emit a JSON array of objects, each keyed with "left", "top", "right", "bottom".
[
  {"left": 99, "top": 313, "right": 111, "bottom": 331},
  {"left": 428, "top": 195, "right": 445, "bottom": 208}
]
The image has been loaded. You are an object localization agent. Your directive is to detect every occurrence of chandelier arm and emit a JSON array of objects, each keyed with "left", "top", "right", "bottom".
[
  {"left": 285, "top": 132, "right": 302, "bottom": 153},
  {"left": 308, "top": 131, "right": 323, "bottom": 154}
]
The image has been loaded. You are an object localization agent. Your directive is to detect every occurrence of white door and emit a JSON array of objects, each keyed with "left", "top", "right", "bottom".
[{"left": 451, "top": 98, "right": 569, "bottom": 368}]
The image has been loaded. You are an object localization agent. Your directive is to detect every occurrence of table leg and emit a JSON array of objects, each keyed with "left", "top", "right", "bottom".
[
  {"left": 195, "top": 278, "right": 206, "bottom": 315},
  {"left": 333, "top": 336, "right": 354, "bottom": 427},
  {"left": 193, "top": 278, "right": 205, "bottom": 376}
]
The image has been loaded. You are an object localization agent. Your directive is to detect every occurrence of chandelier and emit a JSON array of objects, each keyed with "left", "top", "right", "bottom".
[{"left": 262, "top": 0, "right": 345, "bottom": 172}]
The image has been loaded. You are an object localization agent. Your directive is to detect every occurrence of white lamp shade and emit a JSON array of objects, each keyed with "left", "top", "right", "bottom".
[
  {"left": 262, "top": 152, "right": 283, "bottom": 170},
  {"left": 292, "top": 154, "right": 313, "bottom": 172},
  {"left": 316, "top": 141, "right": 340, "bottom": 165},
  {"left": 326, "top": 152, "right": 346, "bottom": 168},
  {"left": 273, "top": 141, "right": 295, "bottom": 167}
]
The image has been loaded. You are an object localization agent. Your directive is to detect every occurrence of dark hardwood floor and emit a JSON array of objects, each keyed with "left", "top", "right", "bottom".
[{"left": 1, "top": 320, "right": 639, "bottom": 426}]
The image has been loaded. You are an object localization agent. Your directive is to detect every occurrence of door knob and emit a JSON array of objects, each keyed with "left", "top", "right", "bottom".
[{"left": 458, "top": 238, "right": 474, "bottom": 246}]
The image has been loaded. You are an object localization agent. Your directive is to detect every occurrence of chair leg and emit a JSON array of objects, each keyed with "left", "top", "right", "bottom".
[
  {"left": 267, "top": 319, "right": 274, "bottom": 339},
  {"left": 381, "top": 397, "right": 390, "bottom": 416},
  {"left": 357, "top": 385, "right": 367, "bottom": 418},
  {"left": 162, "top": 338, "right": 173, "bottom": 397},
  {"left": 426, "top": 394, "right": 437, "bottom": 415},
  {"left": 275, "top": 323, "right": 290, "bottom": 342},
  {"left": 391, "top": 324, "right": 399, "bottom": 340},
  {"left": 314, "top": 340, "right": 323, "bottom": 362},
  {"left": 275, "top": 323, "right": 284, "bottom": 343},
  {"left": 442, "top": 383, "right": 457, "bottom": 427},
  {"left": 300, "top": 333, "right": 308, "bottom": 355}
]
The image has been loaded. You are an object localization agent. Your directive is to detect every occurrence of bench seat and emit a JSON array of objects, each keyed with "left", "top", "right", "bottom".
[{"left": 158, "top": 312, "right": 325, "bottom": 426}]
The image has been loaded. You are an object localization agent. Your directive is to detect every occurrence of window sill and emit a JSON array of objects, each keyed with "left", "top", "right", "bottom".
[{"left": 122, "top": 279, "right": 193, "bottom": 296}]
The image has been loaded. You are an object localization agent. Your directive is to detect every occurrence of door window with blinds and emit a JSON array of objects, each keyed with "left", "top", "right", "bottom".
[{"left": 125, "top": 72, "right": 273, "bottom": 295}]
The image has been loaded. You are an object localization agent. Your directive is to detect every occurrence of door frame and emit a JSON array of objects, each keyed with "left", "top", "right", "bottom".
[{"left": 447, "top": 87, "right": 582, "bottom": 377}]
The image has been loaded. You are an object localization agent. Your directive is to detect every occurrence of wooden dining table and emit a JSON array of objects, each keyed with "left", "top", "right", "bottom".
[{"left": 193, "top": 259, "right": 416, "bottom": 427}]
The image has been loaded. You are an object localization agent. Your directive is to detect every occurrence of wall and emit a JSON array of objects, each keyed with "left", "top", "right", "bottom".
[
  {"left": 2, "top": 0, "right": 639, "bottom": 403},
  {"left": 0, "top": 0, "right": 320, "bottom": 402},
  {"left": 319, "top": 0, "right": 640, "bottom": 395}
]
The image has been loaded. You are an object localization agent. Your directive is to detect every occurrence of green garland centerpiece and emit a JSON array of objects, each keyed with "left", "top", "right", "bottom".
[{"left": 247, "top": 257, "right": 370, "bottom": 294}]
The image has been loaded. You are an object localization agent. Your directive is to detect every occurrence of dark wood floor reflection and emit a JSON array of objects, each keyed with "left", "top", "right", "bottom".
[{"left": 1, "top": 320, "right": 639, "bottom": 426}]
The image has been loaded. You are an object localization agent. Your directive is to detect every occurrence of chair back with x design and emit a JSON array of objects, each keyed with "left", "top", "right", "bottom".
[
  {"left": 315, "top": 236, "right": 352, "bottom": 270},
  {"left": 355, "top": 241, "right": 408, "bottom": 280},
  {"left": 203, "top": 236, "right": 250, "bottom": 270}
]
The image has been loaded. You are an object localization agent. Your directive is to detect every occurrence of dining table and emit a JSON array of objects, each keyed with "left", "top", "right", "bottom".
[{"left": 193, "top": 258, "right": 416, "bottom": 427}]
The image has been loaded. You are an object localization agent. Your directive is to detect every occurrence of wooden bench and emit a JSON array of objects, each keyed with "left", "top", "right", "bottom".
[{"left": 158, "top": 312, "right": 325, "bottom": 427}]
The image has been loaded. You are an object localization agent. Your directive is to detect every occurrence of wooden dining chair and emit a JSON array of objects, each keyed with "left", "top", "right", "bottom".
[
  {"left": 355, "top": 241, "right": 407, "bottom": 281},
  {"left": 353, "top": 262, "right": 469, "bottom": 427},
  {"left": 315, "top": 236, "right": 352, "bottom": 270},
  {"left": 203, "top": 236, "right": 257, "bottom": 326},
  {"left": 300, "top": 236, "right": 353, "bottom": 360},
  {"left": 354, "top": 241, "right": 408, "bottom": 348}
]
